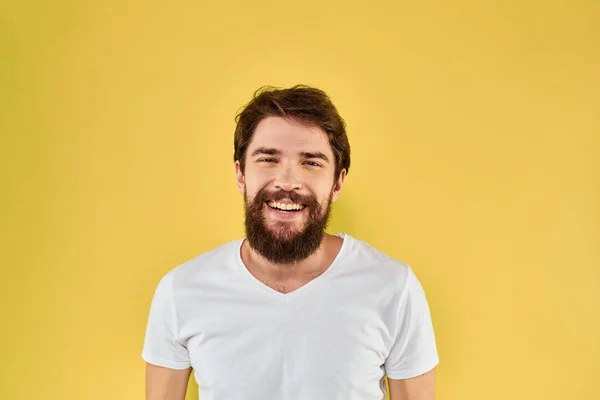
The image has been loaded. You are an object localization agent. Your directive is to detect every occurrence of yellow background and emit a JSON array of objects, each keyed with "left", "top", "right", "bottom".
[{"left": 1, "top": 0, "right": 598, "bottom": 399}]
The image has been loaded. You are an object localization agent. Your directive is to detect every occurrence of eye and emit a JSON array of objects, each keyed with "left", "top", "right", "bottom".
[
  {"left": 258, "top": 158, "right": 277, "bottom": 163},
  {"left": 304, "top": 161, "right": 322, "bottom": 167}
]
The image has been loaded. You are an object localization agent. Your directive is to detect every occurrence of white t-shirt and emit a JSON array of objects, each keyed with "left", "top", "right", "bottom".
[{"left": 142, "top": 233, "right": 439, "bottom": 400}]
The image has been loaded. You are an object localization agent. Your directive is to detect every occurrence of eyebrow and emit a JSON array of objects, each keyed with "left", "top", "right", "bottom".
[
  {"left": 300, "top": 151, "right": 330, "bottom": 163},
  {"left": 250, "top": 147, "right": 281, "bottom": 157},
  {"left": 250, "top": 147, "right": 330, "bottom": 163}
]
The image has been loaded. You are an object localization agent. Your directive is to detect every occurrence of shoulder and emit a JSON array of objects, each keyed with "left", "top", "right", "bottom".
[
  {"left": 160, "top": 238, "right": 243, "bottom": 288},
  {"left": 342, "top": 234, "right": 413, "bottom": 286}
]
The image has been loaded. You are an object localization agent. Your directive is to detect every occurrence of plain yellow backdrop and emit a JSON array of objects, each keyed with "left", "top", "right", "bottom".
[{"left": 1, "top": 0, "right": 598, "bottom": 399}]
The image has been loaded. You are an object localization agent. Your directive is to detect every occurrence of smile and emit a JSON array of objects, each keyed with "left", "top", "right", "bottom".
[{"left": 266, "top": 201, "right": 307, "bottom": 212}]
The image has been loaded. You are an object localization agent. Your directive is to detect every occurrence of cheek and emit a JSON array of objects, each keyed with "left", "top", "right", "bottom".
[
  {"left": 244, "top": 165, "right": 274, "bottom": 186},
  {"left": 243, "top": 176, "right": 271, "bottom": 203},
  {"left": 313, "top": 178, "right": 335, "bottom": 198}
]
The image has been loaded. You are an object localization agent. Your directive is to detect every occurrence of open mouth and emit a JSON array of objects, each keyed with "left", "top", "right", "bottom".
[{"left": 266, "top": 201, "right": 307, "bottom": 213}]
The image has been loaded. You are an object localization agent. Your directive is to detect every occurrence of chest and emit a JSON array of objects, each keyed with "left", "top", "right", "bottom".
[{"left": 179, "top": 294, "right": 394, "bottom": 398}]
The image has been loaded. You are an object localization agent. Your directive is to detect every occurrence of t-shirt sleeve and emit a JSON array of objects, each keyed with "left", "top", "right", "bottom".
[
  {"left": 141, "top": 272, "right": 191, "bottom": 370},
  {"left": 384, "top": 266, "right": 440, "bottom": 379}
]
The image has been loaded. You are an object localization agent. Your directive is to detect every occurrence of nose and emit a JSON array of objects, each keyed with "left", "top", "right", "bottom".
[{"left": 273, "top": 163, "right": 303, "bottom": 192}]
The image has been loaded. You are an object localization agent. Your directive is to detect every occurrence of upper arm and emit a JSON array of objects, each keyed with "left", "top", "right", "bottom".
[
  {"left": 388, "top": 368, "right": 436, "bottom": 400},
  {"left": 384, "top": 266, "right": 439, "bottom": 380},
  {"left": 145, "top": 363, "right": 192, "bottom": 400},
  {"left": 142, "top": 273, "right": 193, "bottom": 399}
]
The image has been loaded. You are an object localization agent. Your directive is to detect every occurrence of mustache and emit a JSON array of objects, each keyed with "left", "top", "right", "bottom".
[{"left": 256, "top": 189, "right": 315, "bottom": 205}]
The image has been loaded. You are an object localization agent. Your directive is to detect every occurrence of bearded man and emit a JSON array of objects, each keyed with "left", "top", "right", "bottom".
[{"left": 142, "top": 85, "right": 439, "bottom": 400}]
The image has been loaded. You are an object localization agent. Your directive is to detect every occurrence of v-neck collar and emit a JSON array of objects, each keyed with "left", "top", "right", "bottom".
[{"left": 235, "top": 232, "right": 351, "bottom": 301}]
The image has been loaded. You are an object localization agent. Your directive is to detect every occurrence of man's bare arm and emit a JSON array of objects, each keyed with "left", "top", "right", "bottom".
[
  {"left": 388, "top": 368, "right": 436, "bottom": 400},
  {"left": 145, "top": 363, "right": 192, "bottom": 400}
]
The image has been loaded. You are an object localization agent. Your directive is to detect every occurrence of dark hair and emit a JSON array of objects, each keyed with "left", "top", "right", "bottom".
[{"left": 234, "top": 85, "right": 351, "bottom": 179}]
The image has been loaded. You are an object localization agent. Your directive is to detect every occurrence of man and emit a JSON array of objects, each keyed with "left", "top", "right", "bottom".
[{"left": 142, "top": 85, "right": 439, "bottom": 400}]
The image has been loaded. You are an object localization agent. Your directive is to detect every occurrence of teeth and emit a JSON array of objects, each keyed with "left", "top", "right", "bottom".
[{"left": 268, "top": 201, "right": 304, "bottom": 211}]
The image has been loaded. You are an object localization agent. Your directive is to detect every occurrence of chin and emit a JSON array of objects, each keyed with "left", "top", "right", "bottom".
[{"left": 267, "top": 223, "right": 304, "bottom": 239}]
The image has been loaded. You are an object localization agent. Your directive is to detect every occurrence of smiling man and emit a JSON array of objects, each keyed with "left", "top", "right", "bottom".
[{"left": 142, "top": 85, "right": 439, "bottom": 400}]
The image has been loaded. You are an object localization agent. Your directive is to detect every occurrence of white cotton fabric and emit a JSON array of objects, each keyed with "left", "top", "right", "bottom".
[{"left": 142, "top": 232, "right": 439, "bottom": 400}]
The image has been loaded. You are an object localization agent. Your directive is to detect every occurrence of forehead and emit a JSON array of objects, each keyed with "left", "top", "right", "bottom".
[{"left": 248, "top": 116, "right": 332, "bottom": 155}]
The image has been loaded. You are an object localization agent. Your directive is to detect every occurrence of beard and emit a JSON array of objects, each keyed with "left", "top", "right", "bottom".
[{"left": 243, "top": 186, "right": 334, "bottom": 265}]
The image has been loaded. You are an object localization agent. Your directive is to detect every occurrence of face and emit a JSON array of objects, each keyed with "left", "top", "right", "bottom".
[{"left": 235, "top": 116, "right": 346, "bottom": 264}]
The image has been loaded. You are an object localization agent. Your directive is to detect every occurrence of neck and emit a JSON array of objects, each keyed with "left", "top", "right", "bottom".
[{"left": 241, "top": 233, "right": 342, "bottom": 282}]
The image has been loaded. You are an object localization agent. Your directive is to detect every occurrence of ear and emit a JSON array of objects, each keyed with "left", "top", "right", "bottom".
[
  {"left": 235, "top": 160, "right": 245, "bottom": 195},
  {"left": 330, "top": 169, "right": 347, "bottom": 203}
]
